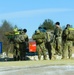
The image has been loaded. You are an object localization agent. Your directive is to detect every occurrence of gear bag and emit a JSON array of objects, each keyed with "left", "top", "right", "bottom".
[{"left": 62, "top": 28, "right": 74, "bottom": 41}]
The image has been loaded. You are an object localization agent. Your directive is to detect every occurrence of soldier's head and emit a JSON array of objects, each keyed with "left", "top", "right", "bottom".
[
  {"left": 38, "top": 27, "right": 42, "bottom": 29},
  {"left": 66, "top": 24, "right": 70, "bottom": 29},
  {"left": 23, "top": 29, "right": 27, "bottom": 33},
  {"left": 55, "top": 22, "right": 60, "bottom": 25},
  {"left": 35, "top": 29, "right": 40, "bottom": 34},
  {"left": 55, "top": 22, "right": 60, "bottom": 28}
]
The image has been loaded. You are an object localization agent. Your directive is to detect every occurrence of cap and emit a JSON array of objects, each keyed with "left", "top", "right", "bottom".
[
  {"left": 23, "top": 29, "right": 27, "bottom": 33},
  {"left": 55, "top": 22, "right": 60, "bottom": 25}
]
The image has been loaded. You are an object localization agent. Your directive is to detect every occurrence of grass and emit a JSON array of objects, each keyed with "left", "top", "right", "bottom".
[
  {"left": 0, "top": 46, "right": 74, "bottom": 67},
  {"left": 0, "top": 59, "right": 74, "bottom": 67}
]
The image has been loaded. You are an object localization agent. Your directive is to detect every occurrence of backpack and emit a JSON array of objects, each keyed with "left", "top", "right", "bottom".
[
  {"left": 14, "top": 34, "right": 25, "bottom": 43},
  {"left": 32, "top": 32, "right": 45, "bottom": 43},
  {"left": 62, "top": 28, "right": 74, "bottom": 41}
]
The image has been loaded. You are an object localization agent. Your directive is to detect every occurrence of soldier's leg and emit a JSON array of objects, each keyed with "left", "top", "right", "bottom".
[
  {"left": 22, "top": 43, "right": 26, "bottom": 60},
  {"left": 68, "top": 42, "right": 72, "bottom": 59},
  {"left": 13, "top": 46, "right": 17, "bottom": 61},
  {"left": 58, "top": 45, "right": 62, "bottom": 56},
  {"left": 17, "top": 49, "right": 20, "bottom": 60},
  {"left": 40, "top": 43, "right": 47, "bottom": 60},
  {"left": 51, "top": 45, "right": 56, "bottom": 60},
  {"left": 46, "top": 42, "right": 52, "bottom": 59},
  {"left": 57, "top": 37, "right": 62, "bottom": 56},
  {"left": 62, "top": 43, "right": 68, "bottom": 59},
  {"left": 19, "top": 43, "right": 23, "bottom": 60},
  {"left": 37, "top": 45, "right": 42, "bottom": 60},
  {"left": 16, "top": 44, "right": 20, "bottom": 61}
]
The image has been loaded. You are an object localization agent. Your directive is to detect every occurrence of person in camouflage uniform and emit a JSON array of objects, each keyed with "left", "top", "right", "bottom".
[
  {"left": 53, "top": 22, "right": 62, "bottom": 56},
  {"left": 19, "top": 29, "right": 29, "bottom": 60},
  {"left": 38, "top": 27, "right": 52, "bottom": 60},
  {"left": 62, "top": 24, "right": 73, "bottom": 59},
  {"left": 32, "top": 29, "right": 47, "bottom": 60},
  {"left": 13, "top": 28, "right": 20, "bottom": 61}
]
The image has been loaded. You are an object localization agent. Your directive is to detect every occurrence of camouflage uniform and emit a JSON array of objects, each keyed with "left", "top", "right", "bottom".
[
  {"left": 45, "top": 31, "right": 52, "bottom": 60},
  {"left": 13, "top": 41, "right": 20, "bottom": 61},
  {"left": 62, "top": 41, "right": 72, "bottom": 59},
  {"left": 32, "top": 30, "right": 47, "bottom": 60},
  {"left": 18, "top": 30, "right": 29, "bottom": 60},
  {"left": 13, "top": 28, "right": 20, "bottom": 61},
  {"left": 62, "top": 24, "right": 72, "bottom": 59},
  {"left": 53, "top": 22, "right": 62, "bottom": 56},
  {"left": 38, "top": 27, "right": 52, "bottom": 59}
]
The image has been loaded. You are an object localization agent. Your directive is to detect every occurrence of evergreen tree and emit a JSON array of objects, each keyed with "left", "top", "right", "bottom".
[{"left": 39, "top": 19, "right": 54, "bottom": 30}]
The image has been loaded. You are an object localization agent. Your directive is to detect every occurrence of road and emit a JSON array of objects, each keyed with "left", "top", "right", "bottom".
[
  {"left": 0, "top": 65, "right": 74, "bottom": 75},
  {"left": 0, "top": 60, "right": 74, "bottom": 75}
]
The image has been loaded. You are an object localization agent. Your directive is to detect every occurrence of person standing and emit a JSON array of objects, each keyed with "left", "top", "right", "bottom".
[
  {"left": 53, "top": 22, "right": 62, "bottom": 56},
  {"left": 13, "top": 27, "right": 20, "bottom": 61},
  {"left": 19, "top": 29, "right": 29, "bottom": 60},
  {"left": 32, "top": 29, "right": 47, "bottom": 60},
  {"left": 62, "top": 24, "right": 73, "bottom": 59}
]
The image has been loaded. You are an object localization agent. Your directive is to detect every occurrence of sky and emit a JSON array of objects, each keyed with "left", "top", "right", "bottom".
[{"left": 0, "top": 0, "right": 74, "bottom": 37}]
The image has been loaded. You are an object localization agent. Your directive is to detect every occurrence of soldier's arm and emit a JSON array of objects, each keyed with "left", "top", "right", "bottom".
[
  {"left": 59, "top": 28, "right": 62, "bottom": 37},
  {"left": 25, "top": 35, "right": 29, "bottom": 42}
]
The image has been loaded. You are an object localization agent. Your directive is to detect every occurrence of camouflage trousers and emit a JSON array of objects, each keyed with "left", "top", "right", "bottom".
[
  {"left": 45, "top": 42, "right": 52, "bottom": 59},
  {"left": 62, "top": 41, "right": 72, "bottom": 59},
  {"left": 13, "top": 43, "right": 20, "bottom": 61},
  {"left": 19, "top": 42, "right": 26, "bottom": 60},
  {"left": 54, "top": 37, "right": 62, "bottom": 56},
  {"left": 36, "top": 42, "right": 47, "bottom": 60}
]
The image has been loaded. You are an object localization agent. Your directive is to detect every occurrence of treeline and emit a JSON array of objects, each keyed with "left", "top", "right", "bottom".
[
  {"left": 0, "top": 19, "right": 55, "bottom": 53},
  {"left": 0, "top": 20, "right": 16, "bottom": 53}
]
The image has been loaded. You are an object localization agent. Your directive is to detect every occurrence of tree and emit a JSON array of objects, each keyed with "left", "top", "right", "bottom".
[
  {"left": 39, "top": 19, "right": 54, "bottom": 30},
  {"left": 0, "top": 20, "right": 14, "bottom": 54}
]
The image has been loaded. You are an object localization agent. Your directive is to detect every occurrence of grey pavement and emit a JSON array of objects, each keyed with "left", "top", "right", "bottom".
[{"left": 0, "top": 65, "right": 74, "bottom": 75}]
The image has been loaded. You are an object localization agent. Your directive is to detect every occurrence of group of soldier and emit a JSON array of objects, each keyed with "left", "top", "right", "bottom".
[
  {"left": 6, "top": 28, "right": 29, "bottom": 61},
  {"left": 6, "top": 21, "right": 73, "bottom": 61},
  {"left": 32, "top": 22, "right": 73, "bottom": 60},
  {"left": 13, "top": 28, "right": 29, "bottom": 61}
]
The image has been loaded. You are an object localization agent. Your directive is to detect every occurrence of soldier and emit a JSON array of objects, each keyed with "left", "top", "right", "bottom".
[
  {"left": 19, "top": 29, "right": 29, "bottom": 60},
  {"left": 62, "top": 24, "right": 73, "bottom": 59},
  {"left": 38, "top": 27, "right": 52, "bottom": 60},
  {"left": 53, "top": 22, "right": 62, "bottom": 56},
  {"left": 32, "top": 29, "right": 47, "bottom": 60},
  {"left": 13, "top": 27, "right": 20, "bottom": 61}
]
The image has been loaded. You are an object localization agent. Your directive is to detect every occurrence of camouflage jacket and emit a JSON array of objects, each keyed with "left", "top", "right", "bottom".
[
  {"left": 32, "top": 32, "right": 45, "bottom": 44},
  {"left": 54, "top": 27, "right": 62, "bottom": 38}
]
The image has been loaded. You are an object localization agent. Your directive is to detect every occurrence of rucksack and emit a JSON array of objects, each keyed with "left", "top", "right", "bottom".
[
  {"left": 14, "top": 34, "right": 25, "bottom": 43},
  {"left": 62, "top": 28, "right": 74, "bottom": 41}
]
